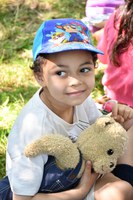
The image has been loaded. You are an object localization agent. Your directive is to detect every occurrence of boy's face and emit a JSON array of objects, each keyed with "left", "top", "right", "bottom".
[{"left": 37, "top": 50, "right": 95, "bottom": 107}]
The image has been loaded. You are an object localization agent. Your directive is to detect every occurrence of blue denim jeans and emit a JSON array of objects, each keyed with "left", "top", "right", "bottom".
[
  {"left": 0, "top": 153, "right": 83, "bottom": 199},
  {"left": 0, "top": 176, "right": 12, "bottom": 200}
]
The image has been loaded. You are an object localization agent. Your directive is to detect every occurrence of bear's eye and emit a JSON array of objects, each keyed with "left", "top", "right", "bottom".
[{"left": 107, "top": 149, "right": 114, "bottom": 155}]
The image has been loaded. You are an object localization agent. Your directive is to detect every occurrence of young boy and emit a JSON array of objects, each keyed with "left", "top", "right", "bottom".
[{"left": 1, "top": 18, "right": 133, "bottom": 200}]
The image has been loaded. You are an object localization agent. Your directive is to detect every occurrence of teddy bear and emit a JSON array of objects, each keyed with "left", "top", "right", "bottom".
[{"left": 24, "top": 116, "right": 128, "bottom": 176}]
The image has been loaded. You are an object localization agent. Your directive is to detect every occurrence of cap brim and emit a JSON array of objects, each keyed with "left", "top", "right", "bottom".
[{"left": 36, "top": 42, "right": 103, "bottom": 59}]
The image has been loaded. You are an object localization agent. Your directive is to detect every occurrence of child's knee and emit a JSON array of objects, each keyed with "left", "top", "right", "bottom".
[{"left": 95, "top": 181, "right": 133, "bottom": 200}]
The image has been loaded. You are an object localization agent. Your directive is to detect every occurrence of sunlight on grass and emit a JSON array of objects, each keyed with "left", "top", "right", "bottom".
[
  {"left": 0, "top": 61, "right": 37, "bottom": 90},
  {"left": 0, "top": 97, "right": 24, "bottom": 129},
  {"left": 0, "top": 134, "right": 7, "bottom": 155},
  {"left": 92, "top": 63, "right": 105, "bottom": 100}
]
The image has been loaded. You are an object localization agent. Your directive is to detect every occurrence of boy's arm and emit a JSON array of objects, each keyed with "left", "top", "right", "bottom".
[{"left": 13, "top": 161, "right": 98, "bottom": 200}]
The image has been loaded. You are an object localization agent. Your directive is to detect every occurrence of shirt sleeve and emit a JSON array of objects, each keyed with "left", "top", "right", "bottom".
[
  {"left": 6, "top": 109, "right": 48, "bottom": 195},
  {"left": 97, "top": 28, "right": 108, "bottom": 64},
  {"left": 7, "top": 152, "right": 47, "bottom": 195},
  {"left": 83, "top": 96, "right": 102, "bottom": 124},
  {"left": 97, "top": 13, "right": 115, "bottom": 64}
]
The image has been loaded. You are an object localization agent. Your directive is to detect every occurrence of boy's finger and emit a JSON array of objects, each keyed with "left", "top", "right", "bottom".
[
  {"left": 82, "top": 161, "right": 98, "bottom": 183},
  {"left": 112, "top": 115, "right": 124, "bottom": 123},
  {"left": 111, "top": 103, "right": 118, "bottom": 117}
]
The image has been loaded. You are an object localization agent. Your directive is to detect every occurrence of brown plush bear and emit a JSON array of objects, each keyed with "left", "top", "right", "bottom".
[{"left": 24, "top": 116, "right": 128, "bottom": 175}]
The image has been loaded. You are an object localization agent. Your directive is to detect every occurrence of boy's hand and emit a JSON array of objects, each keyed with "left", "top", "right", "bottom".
[
  {"left": 111, "top": 103, "right": 133, "bottom": 130},
  {"left": 77, "top": 161, "right": 98, "bottom": 195},
  {"left": 102, "top": 100, "right": 133, "bottom": 129},
  {"left": 111, "top": 103, "right": 133, "bottom": 122}
]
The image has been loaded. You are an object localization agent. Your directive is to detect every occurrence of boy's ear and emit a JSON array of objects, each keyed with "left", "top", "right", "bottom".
[{"left": 34, "top": 72, "right": 46, "bottom": 87}]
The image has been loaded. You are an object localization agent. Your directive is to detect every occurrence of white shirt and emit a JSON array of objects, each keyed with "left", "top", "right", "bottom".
[{"left": 6, "top": 88, "right": 102, "bottom": 195}]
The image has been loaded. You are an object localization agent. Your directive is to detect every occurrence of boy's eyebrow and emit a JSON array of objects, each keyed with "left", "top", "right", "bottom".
[
  {"left": 57, "top": 64, "right": 68, "bottom": 68},
  {"left": 57, "top": 61, "right": 93, "bottom": 68},
  {"left": 80, "top": 61, "right": 93, "bottom": 66}
]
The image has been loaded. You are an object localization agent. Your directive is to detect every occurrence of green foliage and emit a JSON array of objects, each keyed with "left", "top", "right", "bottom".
[
  {"left": 0, "top": 85, "right": 38, "bottom": 178},
  {"left": 0, "top": 7, "right": 38, "bottom": 63},
  {"left": 92, "top": 67, "right": 104, "bottom": 99},
  {"left": 51, "top": 0, "right": 86, "bottom": 18},
  {"left": 0, "top": 131, "right": 8, "bottom": 179}
]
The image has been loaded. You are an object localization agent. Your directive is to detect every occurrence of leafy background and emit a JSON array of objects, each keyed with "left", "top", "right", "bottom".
[{"left": 0, "top": 0, "right": 104, "bottom": 178}]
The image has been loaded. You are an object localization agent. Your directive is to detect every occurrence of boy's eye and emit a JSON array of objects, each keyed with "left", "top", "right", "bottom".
[
  {"left": 80, "top": 68, "right": 91, "bottom": 73},
  {"left": 56, "top": 71, "right": 66, "bottom": 77}
]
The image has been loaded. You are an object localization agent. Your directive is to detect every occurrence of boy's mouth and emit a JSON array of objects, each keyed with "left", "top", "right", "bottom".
[{"left": 66, "top": 90, "right": 86, "bottom": 96}]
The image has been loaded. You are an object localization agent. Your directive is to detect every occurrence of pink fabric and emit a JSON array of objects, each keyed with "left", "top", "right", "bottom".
[
  {"left": 85, "top": 0, "right": 124, "bottom": 33},
  {"left": 98, "top": 12, "right": 133, "bottom": 108},
  {"left": 86, "top": 0, "right": 124, "bottom": 17}
]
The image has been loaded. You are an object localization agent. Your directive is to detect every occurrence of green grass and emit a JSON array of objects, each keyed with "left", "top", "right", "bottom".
[{"left": 0, "top": 0, "right": 104, "bottom": 178}]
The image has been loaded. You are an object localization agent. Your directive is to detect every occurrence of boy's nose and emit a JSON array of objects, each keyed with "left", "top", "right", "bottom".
[{"left": 69, "top": 76, "right": 82, "bottom": 86}]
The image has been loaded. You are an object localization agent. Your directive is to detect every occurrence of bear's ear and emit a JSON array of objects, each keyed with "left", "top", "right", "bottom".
[
  {"left": 105, "top": 121, "right": 112, "bottom": 126},
  {"left": 95, "top": 116, "right": 115, "bottom": 128}
]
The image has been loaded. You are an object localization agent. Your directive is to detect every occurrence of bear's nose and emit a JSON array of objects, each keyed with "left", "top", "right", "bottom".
[{"left": 110, "top": 162, "right": 114, "bottom": 168}]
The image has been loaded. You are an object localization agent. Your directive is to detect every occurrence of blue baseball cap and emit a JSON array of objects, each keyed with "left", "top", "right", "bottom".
[{"left": 32, "top": 18, "right": 103, "bottom": 61}]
